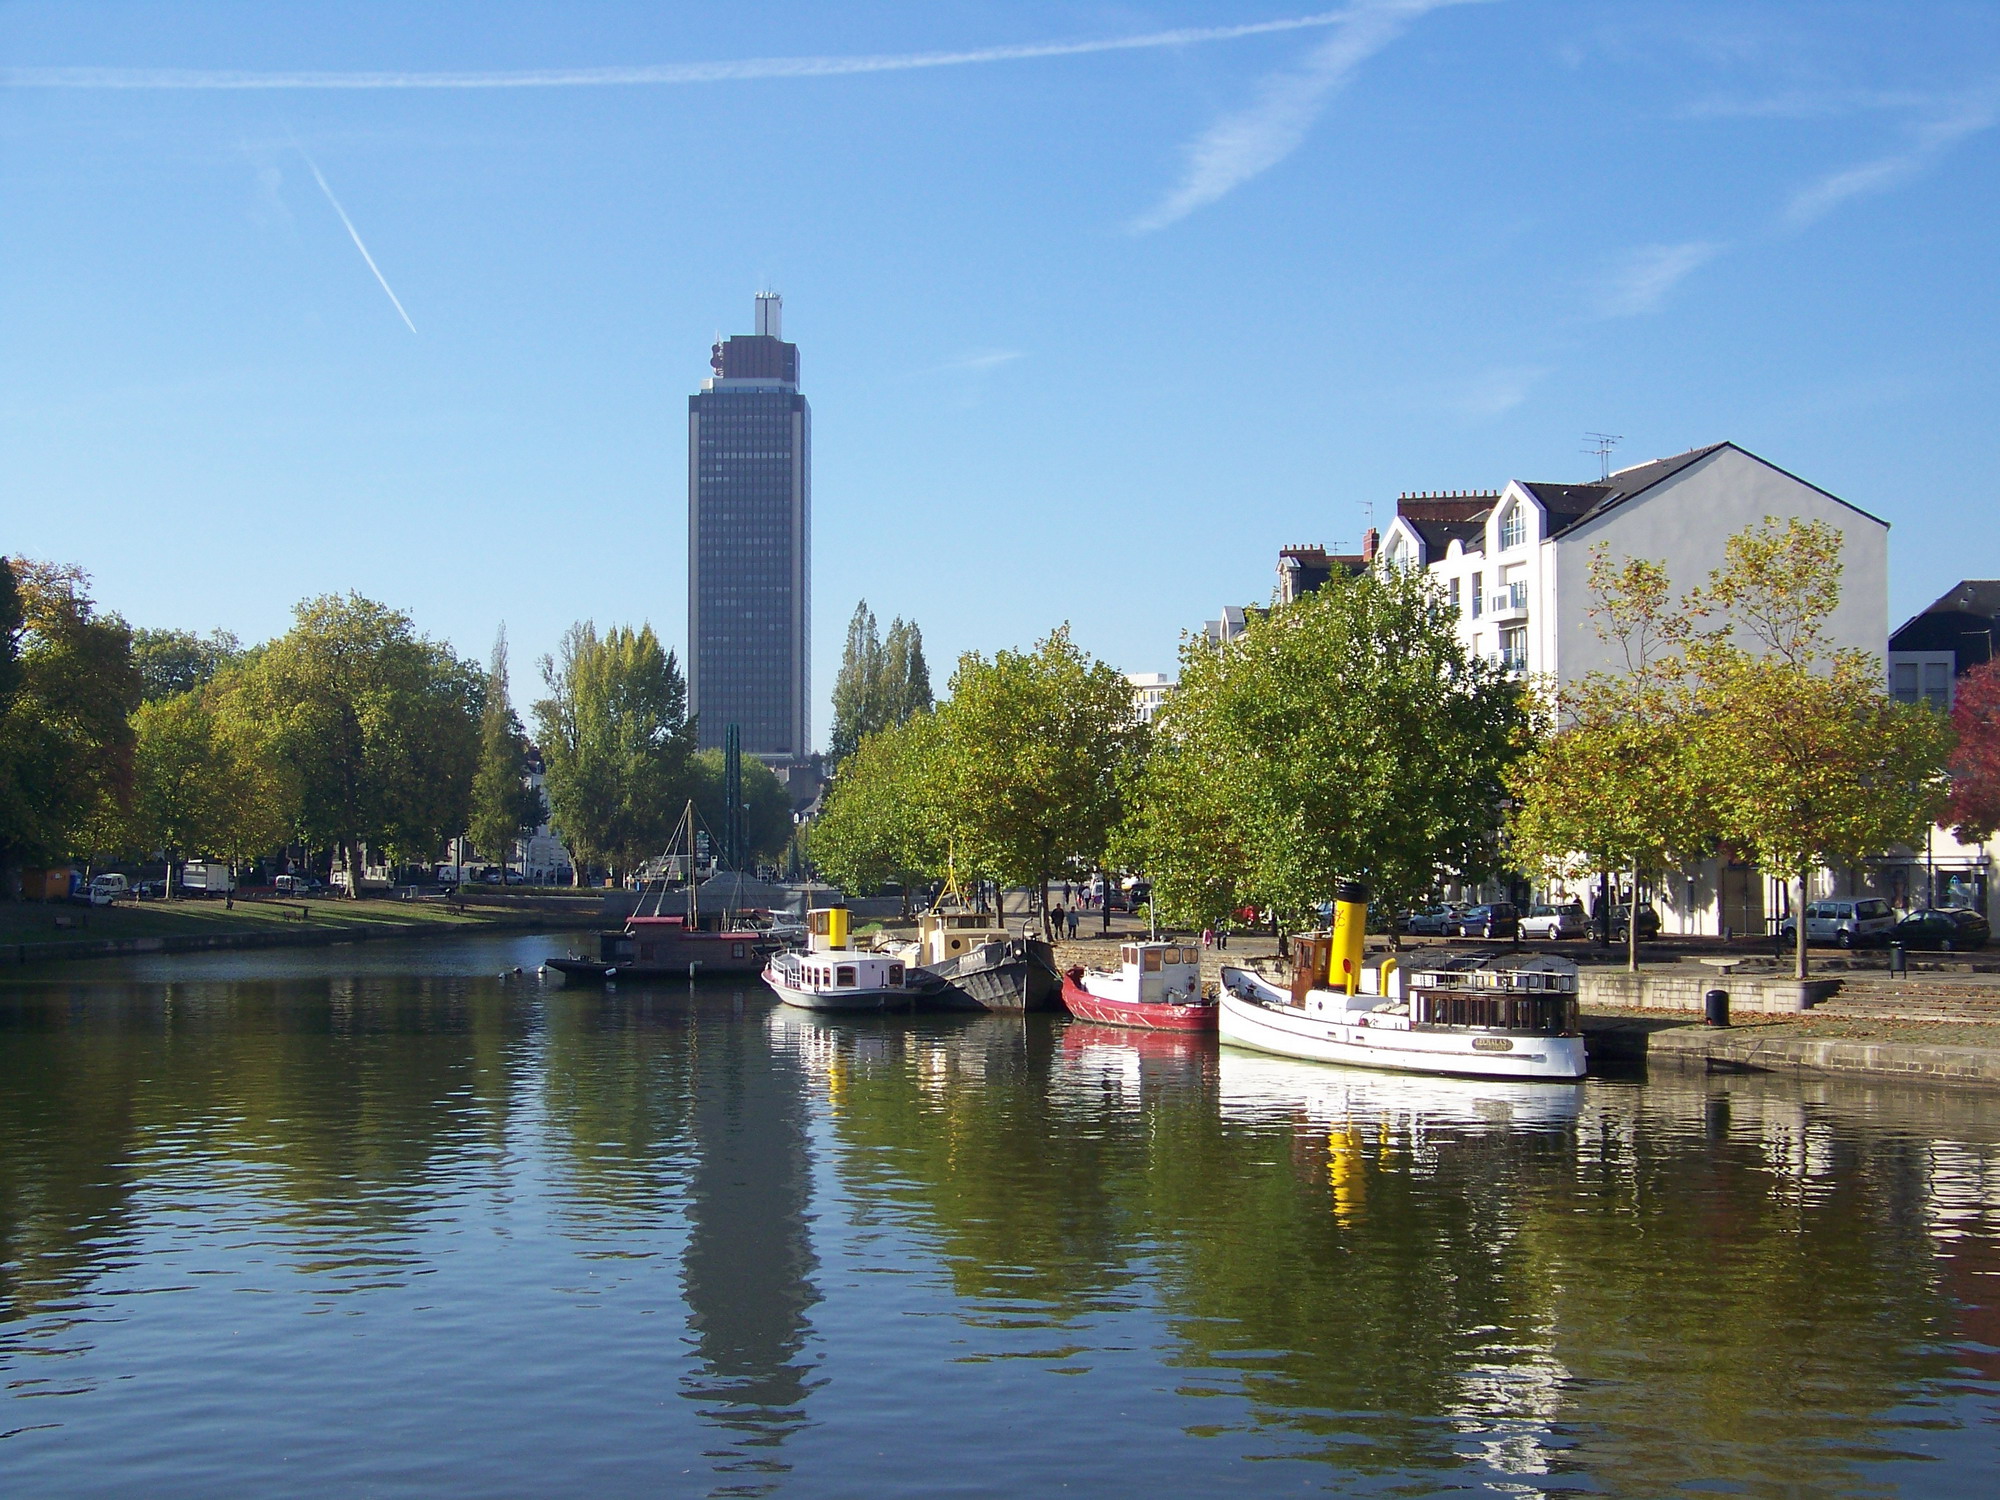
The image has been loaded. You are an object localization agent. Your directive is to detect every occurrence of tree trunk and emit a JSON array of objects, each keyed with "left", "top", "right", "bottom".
[
  {"left": 1794, "top": 868, "right": 1811, "bottom": 981},
  {"left": 164, "top": 853, "right": 177, "bottom": 902},
  {"left": 1627, "top": 858, "right": 1641, "bottom": 974}
]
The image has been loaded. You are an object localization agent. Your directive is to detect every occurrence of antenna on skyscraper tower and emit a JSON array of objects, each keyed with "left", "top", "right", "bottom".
[{"left": 1583, "top": 432, "right": 1622, "bottom": 479}]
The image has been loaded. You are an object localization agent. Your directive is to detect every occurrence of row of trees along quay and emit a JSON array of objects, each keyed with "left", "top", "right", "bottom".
[
  {"left": 0, "top": 555, "right": 795, "bottom": 900},
  {"left": 812, "top": 518, "right": 1996, "bottom": 980}
]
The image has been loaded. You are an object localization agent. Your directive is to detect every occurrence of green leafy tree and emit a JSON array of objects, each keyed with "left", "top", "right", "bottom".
[
  {"left": 690, "top": 749, "right": 794, "bottom": 866},
  {"left": 133, "top": 685, "right": 294, "bottom": 894},
  {"left": 809, "top": 711, "right": 946, "bottom": 902},
  {"left": 1687, "top": 519, "right": 1953, "bottom": 978},
  {"left": 469, "top": 629, "right": 545, "bottom": 877},
  {"left": 932, "top": 627, "right": 1146, "bottom": 934},
  {"left": 828, "top": 601, "right": 884, "bottom": 767},
  {"left": 0, "top": 559, "right": 142, "bottom": 884},
  {"left": 1128, "top": 566, "right": 1527, "bottom": 938},
  {"left": 234, "top": 594, "right": 482, "bottom": 896},
  {"left": 533, "top": 622, "right": 694, "bottom": 884},
  {"left": 131, "top": 627, "right": 243, "bottom": 704},
  {"left": 882, "top": 617, "right": 933, "bottom": 725},
  {"left": 1509, "top": 547, "right": 1715, "bottom": 970},
  {"left": 829, "top": 602, "right": 932, "bottom": 767}
]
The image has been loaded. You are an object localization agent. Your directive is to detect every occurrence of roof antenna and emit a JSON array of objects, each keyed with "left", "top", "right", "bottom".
[{"left": 1584, "top": 431, "right": 1623, "bottom": 479}]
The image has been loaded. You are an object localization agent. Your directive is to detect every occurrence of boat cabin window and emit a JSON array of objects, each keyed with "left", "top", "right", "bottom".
[
  {"left": 1143, "top": 948, "right": 1164, "bottom": 972},
  {"left": 888, "top": 964, "right": 904, "bottom": 987},
  {"left": 731, "top": 943, "right": 745, "bottom": 959},
  {"left": 809, "top": 911, "right": 833, "bottom": 935},
  {"left": 836, "top": 966, "right": 857, "bottom": 988},
  {"left": 1122, "top": 946, "right": 1139, "bottom": 965}
]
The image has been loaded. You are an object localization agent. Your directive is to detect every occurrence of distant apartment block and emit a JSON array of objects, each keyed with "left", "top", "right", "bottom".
[
  {"left": 688, "top": 293, "right": 812, "bottom": 763},
  {"left": 1889, "top": 580, "right": 1999, "bottom": 711},
  {"left": 1126, "top": 672, "right": 1175, "bottom": 725}
]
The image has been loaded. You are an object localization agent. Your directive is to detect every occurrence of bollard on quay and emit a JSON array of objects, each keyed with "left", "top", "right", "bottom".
[{"left": 1703, "top": 988, "right": 1730, "bottom": 1028}]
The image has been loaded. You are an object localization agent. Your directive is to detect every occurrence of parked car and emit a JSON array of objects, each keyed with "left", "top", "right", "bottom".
[
  {"left": 273, "top": 874, "right": 323, "bottom": 897},
  {"left": 1520, "top": 902, "right": 1586, "bottom": 940},
  {"left": 1891, "top": 907, "right": 1991, "bottom": 951},
  {"left": 87, "top": 872, "right": 130, "bottom": 906},
  {"left": 1448, "top": 902, "right": 1519, "bottom": 940},
  {"left": 1403, "top": 904, "right": 1462, "bottom": 936},
  {"left": 1778, "top": 897, "right": 1896, "bottom": 949},
  {"left": 1608, "top": 903, "right": 1662, "bottom": 941},
  {"left": 133, "top": 878, "right": 168, "bottom": 900}
]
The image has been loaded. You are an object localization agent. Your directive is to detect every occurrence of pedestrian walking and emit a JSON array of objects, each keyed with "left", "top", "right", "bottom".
[
  {"left": 1066, "top": 907, "right": 1079, "bottom": 939},
  {"left": 1202, "top": 927, "right": 1215, "bottom": 948},
  {"left": 1216, "top": 924, "right": 1229, "bottom": 951},
  {"left": 1049, "top": 903, "right": 1063, "bottom": 940}
]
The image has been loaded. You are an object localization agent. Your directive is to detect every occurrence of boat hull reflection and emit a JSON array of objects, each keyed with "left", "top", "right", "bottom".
[{"left": 1216, "top": 1046, "right": 1584, "bottom": 1132}]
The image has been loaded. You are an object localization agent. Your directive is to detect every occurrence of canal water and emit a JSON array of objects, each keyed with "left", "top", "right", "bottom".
[{"left": 3, "top": 933, "right": 1998, "bottom": 1498}]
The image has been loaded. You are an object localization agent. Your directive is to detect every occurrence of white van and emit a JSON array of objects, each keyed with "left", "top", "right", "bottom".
[
  {"left": 1780, "top": 897, "right": 1897, "bottom": 949},
  {"left": 88, "top": 873, "right": 130, "bottom": 906}
]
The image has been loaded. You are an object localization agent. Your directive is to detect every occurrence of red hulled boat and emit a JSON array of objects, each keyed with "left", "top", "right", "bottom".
[{"left": 1059, "top": 941, "right": 1218, "bottom": 1032}]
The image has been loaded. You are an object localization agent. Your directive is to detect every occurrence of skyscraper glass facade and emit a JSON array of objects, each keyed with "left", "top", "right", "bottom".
[{"left": 688, "top": 296, "right": 811, "bottom": 761}]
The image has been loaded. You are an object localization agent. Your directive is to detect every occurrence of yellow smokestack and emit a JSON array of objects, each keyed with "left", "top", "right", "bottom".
[{"left": 1330, "top": 880, "right": 1368, "bottom": 996}]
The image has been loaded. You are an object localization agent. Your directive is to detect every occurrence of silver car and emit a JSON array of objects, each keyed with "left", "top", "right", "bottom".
[
  {"left": 1779, "top": 897, "right": 1897, "bottom": 949},
  {"left": 1520, "top": 902, "right": 1586, "bottom": 940}
]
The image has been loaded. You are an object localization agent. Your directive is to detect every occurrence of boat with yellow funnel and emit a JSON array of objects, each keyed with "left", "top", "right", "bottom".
[
  {"left": 1217, "top": 880, "right": 1587, "bottom": 1081},
  {"left": 763, "top": 906, "right": 927, "bottom": 1012}
]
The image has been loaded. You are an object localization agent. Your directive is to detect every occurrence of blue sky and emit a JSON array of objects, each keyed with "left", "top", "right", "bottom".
[{"left": 5, "top": 1, "right": 1997, "bottom": 737}]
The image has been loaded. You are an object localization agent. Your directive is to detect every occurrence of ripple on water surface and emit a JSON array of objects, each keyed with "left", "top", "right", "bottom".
[{"left": 3, "top": 935, "right": 1999, "bottom": 1497}]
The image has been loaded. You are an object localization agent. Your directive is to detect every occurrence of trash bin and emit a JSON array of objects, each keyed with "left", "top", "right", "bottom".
[
  {"left": 1704, "top": 988, "right": 1730, "bottom": 1028},
  {"left": 1888, "top": 941, "right": 1907, "bottom": 977}
]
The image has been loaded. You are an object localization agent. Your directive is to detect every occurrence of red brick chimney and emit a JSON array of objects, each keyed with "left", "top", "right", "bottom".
[{"left": 1361, "top": 527, "right": 1379, "bottom": 563}]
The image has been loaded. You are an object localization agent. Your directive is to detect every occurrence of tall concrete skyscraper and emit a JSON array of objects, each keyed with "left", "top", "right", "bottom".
[{"left": 688, "top": 293, "right": 811, "bottom": 763}]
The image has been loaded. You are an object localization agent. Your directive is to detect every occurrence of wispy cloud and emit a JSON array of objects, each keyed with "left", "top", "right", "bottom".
[
  {"left": 1131, "top": 0, "right": 1482, "bottom": 233},
  {"left": 1456, "top": 364, "right": 1547, "bottom": 418},
  {"left": 2, "top": 12, "right": 1384, "bottom": 91},
  {"left": 299, "top": 153, "right": 417, "bottom": 333},
  {"left": 935, "top": 349, "right": 1025, "bottom": 374},
  {"left": 1784, "top": 96, "right": 1999, "bottom": 226},
  {"left": 1593, "top": 240, "right": 1721, "bottom": 317}
]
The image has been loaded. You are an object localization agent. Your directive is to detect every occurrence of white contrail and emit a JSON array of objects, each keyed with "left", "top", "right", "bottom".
[
  {"left": 5, "top": 11, "right": 1373, "bottom": 90},
  {"left": 300, "top": 154, "right": 417, "bottom": 333},
  {"left": 1133, "top": 0, "right": 1483, "bottom": 231}
]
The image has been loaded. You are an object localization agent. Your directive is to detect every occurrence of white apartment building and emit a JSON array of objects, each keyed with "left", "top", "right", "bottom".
[
  {"left": 1125, "top": 672, "right": 1175, "bottom": 725},
  {"left": 1376, "top": 442, "right": 1889, "bottom": 688}
]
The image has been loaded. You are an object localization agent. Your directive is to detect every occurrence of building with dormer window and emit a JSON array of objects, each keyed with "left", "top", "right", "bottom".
[{"left": 1376, "top": 443, "right": 1889, "bottom": 688}]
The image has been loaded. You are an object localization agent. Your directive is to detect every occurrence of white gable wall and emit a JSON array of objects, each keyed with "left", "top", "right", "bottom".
[{"left": 1550, "top": 446, "right": 1888, "bottom": 690}]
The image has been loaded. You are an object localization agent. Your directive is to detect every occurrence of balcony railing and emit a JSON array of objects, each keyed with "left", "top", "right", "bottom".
[
  {"left": 1488, "top": 582, "right": 1529, "bottom": 622},
  {"left": 1497, "top": 648, "right": 1529, "bottom": 674}
]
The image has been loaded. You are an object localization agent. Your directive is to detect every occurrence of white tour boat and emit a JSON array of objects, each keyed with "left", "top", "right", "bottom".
[
  {"left": 1218, "top": 881, "right": 1587, "bottom": 1082},
  {"left": 763, "top": 907, "right": 915, "bottom": 1012}
]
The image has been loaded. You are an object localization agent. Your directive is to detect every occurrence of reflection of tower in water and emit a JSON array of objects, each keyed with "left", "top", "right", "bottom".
[{"left": 681, "top": 990, "right": 821, "bottom": 1488}]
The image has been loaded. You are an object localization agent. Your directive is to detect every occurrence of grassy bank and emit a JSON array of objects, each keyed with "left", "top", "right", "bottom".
[{"left": 0, "top": 893, "right": 603, "bottom": 965}]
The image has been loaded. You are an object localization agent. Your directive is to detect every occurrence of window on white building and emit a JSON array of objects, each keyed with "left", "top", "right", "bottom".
[
  {"left": 1499, "top": 626, "right": 1528, "bottom": 672},
  {"left": 1892, "top": 662, "right": 1919, "bottom": 702},
  {"left": 1471, "top": 573, "right": 1483, "bottom": 619},
  {"left": 1497, "top": 507, "right": 1525, "bottom": 550},
  {"left": 1449, "top": 577, "right": 1461, "bottom": 613}
]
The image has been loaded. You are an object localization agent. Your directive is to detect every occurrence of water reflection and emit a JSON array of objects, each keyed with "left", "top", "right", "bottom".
[
  {"left": 2, "top": 943, "right": 1998, "bottom": 1497},
  {"left": 681, "top": 985, "right": 819, "bottom": 1492}
]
